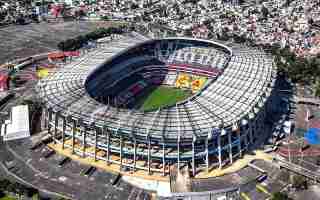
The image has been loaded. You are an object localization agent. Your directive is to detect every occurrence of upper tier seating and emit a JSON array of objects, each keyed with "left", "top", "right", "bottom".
[{"left": 167, "top": 63, "right": 220, "bottom": 77}]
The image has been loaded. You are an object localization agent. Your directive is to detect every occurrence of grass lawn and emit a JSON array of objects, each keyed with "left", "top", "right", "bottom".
[
  {"left": 136, "top": 86, "right": 191, "bottom": 111},
  {"left": 0, "top": 196, "right": 16, "bottom": 200}
]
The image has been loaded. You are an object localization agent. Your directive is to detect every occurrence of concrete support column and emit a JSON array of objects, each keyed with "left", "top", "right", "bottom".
[
  {"left": 106, "top": 128, "right": 110, "bottom": 165},
  {"left": 237, "top": 132, "right": 242, "bottom": 157},
  {"left": 82, "top": 126, "right": 86, "bottom": 158},
  {"left": 162, "top": 141, "right": 166, "bottom": 176},
  {"left": 177, "top": 140, "right": 180, "bottom": 170},
  {"left": 133, "top": 140, "right": 137, "bottom": 172},
  {"left": 244, "top": 129, "right": 248, "bottom": 149},
  {"left": 94, "top": 126, "right": 98, "bottom": 161},
  {"left": 263, "top": 105, "right": 267, "bottom": 120},
  {"left": 218, "top": 135, "right": 222, "bottom": 169},
  {"left": 148, "top": 138, "right": 151, "bottom": 175},
  {"left": 41, "top": 107, "right": 47, "bottom": 130},
  {"left": 262, "top": 109, "right": 266, "bottom": 133},
  {"left": 72, "top": 119, "right": 76, "bottom": 154},
  {"left": 228, "top": 132, "right": 233, "bottom": 164},
  {"left": 62, "top": 116, "right": 66, "bottom": 149},
  {"left": 249, "top": 120, "right": 253, "bottom": 144},
  {"left": 53, "top": 113, "right": 58, "bottom": 144},
  {"left": 192, "top": 139, "right": 196, "bottom": 177},
  {"left": 206, "top": 138, "right": 209, "bottom": 172},
  {"left": 48, "top": 109, "right": 52, "bottom": 135},
  {"left": 253, "top": 119, "right": 257, "bottom": 140},
  {"left": 45, "top": 108, "right": 48, "bottom": 129},
  {"left": 120, "top": 135, "right": 123, "bottom": 171}
]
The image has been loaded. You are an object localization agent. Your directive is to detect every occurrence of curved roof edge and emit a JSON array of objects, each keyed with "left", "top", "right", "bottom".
[{"left": 85, "top": 37, "right": 233, "bottom": 88}]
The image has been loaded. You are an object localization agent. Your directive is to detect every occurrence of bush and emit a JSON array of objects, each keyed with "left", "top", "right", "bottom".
[
  {"left": 272, "top": 44, "right": 320, "bottom": 86},
  {"left": 0, "top": 179, "right": 41, "bottom": 200},
  {"left": 57, "top": 27, "right": 125, "bottom": 51},
  {"left": 100, "top": 16, "right": 110, "bottom": 21},
  {"left": 57, "top": 39, "right": 77, "bottom": 51},
  {"left": 271, "top": 192, "right": 292, "bottom": 200},
  {"left": 25, "top": 187, "right": 38, "bottom": 198},
  {"left": 75, "top": 35, "right": 87, "bottom": 47},
  {"left": 291, "top": 174, "right": 308, "bottom": 190},
  {"left": 0, "top": 179, "right": 11, "bottom": 190}
]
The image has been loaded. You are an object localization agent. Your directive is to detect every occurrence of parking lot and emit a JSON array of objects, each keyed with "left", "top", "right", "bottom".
[{"left": 0, "top": 134, "right": 152, "bottom": 200}]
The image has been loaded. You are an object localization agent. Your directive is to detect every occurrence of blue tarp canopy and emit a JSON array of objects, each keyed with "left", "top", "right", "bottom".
[{"left": 305, "top": 128, "right": 320, "bottom": 145}]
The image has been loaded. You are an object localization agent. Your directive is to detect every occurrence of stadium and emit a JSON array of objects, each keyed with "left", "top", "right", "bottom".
[{"left": 38, "top": 33, "right": 276, "bottom": 176}]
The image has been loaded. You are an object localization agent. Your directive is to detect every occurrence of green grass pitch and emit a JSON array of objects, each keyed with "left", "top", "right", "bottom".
[{"left": 137, "top": 86, "right": 191, "bottom": 111}]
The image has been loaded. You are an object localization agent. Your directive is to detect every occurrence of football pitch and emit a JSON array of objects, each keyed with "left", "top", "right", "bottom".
[{"left": 136, "top": 86, "right": 191, "bottom": 111}]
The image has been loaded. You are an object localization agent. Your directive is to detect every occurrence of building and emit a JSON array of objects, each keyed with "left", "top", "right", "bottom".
[
  {"left": 1, "top": 105, "right": 30, "bottom": 141},
  {"left": 38, "top": 33, "right": 276, "bottom": 176},
  {"left": 192, "top": 25, "right": 209, "bottom": 39}
]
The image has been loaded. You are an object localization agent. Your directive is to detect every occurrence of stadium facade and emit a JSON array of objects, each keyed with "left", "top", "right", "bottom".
[{"left": 38, "top": 33, "right": 276, "bottom": 176}]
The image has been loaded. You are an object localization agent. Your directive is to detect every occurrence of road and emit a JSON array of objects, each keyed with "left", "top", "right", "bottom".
[{"left": 274, "top": 157, "right": 320, "bottom": 182}]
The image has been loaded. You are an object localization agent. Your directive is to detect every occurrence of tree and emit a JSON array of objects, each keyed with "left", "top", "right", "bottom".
[
  {"left": 271, "top": 192, "right": 292, "bottom": 200},
  {"left": 12, "top": 182, "right": 25, "bottom": 199},
  {"left": 0, "top": 179, "right": 11, "bottom": 191},
  {"left": 291, "top": 174, "right": 308, "bottom": 190},
  {"left": 26, "top": 187, "right": 38, "bottom": 198},
  {"left": 57, "top": 26, "right": 126, "bottom": 51},
  {"left": 315, "top": 81, "right": 320, "bottom": 97}
]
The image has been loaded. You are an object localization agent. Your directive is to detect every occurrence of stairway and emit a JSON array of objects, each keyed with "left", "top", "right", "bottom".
[{"left": 169, "top": 164, "right": 192, "bottom": 193}]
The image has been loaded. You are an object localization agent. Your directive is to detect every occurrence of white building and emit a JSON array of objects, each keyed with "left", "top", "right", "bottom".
[{"left": 1, "top": 105, "right": 30, "bottom": 141}]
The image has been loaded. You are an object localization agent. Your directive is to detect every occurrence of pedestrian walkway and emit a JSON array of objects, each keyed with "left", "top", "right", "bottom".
[
  {"left": 196, "top": 150, "right": 273, "bottom": 178},
  {"left": 48, "top": 143, "right": 273, "bottom": 180},
  {"left": 122, "top": 176, "right": 171, "bottom": 197},
  {"left": 296, "top": 97, "right": 320, "bottom": 105},
  {"left": 48, "top": 142, "right": 170, "bottom": 182}
]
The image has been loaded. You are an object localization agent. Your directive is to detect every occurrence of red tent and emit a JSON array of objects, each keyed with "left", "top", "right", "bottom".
[
  {"left": 309, "top": 118, "right": 320, "bottom": 129},
  {"left": 64, "top": 51, "right": 80, "bottom": 57},
  {"left": 48, "top": 52, "right": 65, "bottom": 61},
  {"left": 0, "top": 74, "right": 9, "bottom": 91},
  {"left": 51, "top": 4, "right": 62, "bottom": 18}
]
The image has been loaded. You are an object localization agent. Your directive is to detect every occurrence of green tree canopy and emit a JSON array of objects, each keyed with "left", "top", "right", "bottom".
[{"left": 271, "top": 192, "right": 292, "bottom": 200}]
